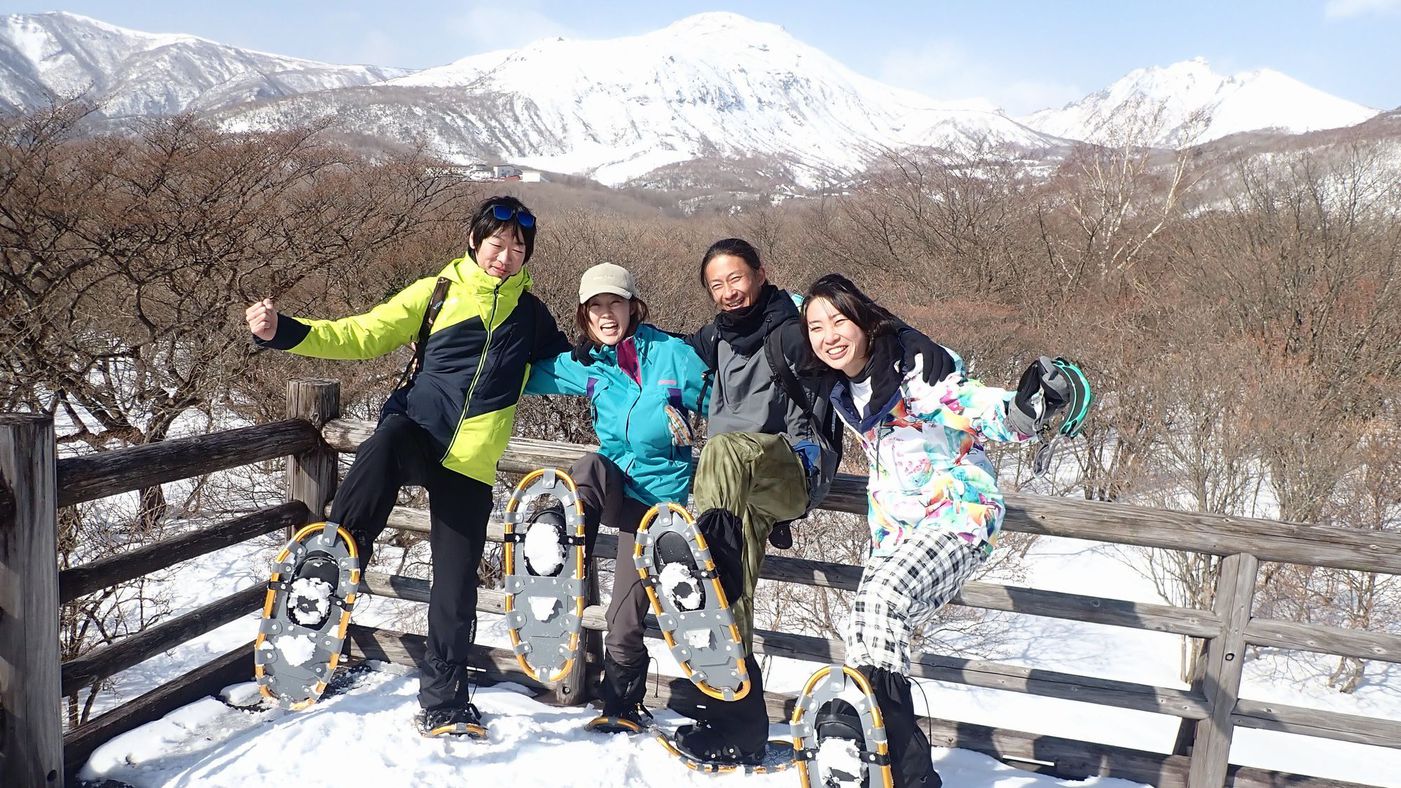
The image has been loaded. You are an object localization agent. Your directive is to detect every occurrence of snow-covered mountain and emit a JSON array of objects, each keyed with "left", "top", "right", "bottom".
[
  {"left": 1020, "top": 58, "right": 1379, "bottom": 148},
  {"left": 3, "top": 12, "right": 1390, "bottom": 188},
  {"left": 211, "top": 13, "right": 1064, "bottom": 186},
  {"left": 0, "top": 12, "right": 406, "bottom": 117}
]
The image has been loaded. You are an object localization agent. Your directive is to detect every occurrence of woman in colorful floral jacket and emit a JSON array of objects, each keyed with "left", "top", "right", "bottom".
[{"left": 801, "top": 273, "right": 1072, "bottom": 788}]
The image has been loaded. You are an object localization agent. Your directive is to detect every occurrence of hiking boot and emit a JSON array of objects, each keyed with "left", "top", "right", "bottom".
[{"left": 673, "top": 722, "right": 765, "bottom": 765}]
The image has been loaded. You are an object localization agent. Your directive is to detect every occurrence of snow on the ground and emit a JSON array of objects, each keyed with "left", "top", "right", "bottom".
[
  {"left": 78, "top": 525, "right": 1401, "bottom": 786},
  {"left": 81, "top": 669, "right": 1146, "bottom": 788}
]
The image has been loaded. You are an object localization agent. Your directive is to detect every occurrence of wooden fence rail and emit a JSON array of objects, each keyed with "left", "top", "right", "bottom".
[{"left": 3, "top": 378, "right": 1398, "bottom": 788}]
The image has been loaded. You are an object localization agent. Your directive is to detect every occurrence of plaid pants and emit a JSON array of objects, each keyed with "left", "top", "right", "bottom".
[{"left": 844, "top": 527, "right": 984, "bottom": 674}]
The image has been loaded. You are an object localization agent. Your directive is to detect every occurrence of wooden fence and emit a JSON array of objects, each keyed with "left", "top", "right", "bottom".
[{"left": 2, "top": 378, "right": 1399, "bottom": 787}]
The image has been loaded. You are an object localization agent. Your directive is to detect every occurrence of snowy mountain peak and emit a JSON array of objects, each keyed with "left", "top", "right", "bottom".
[
  {"left": 1021, "top": 57, "right": 1379, "bottom": 147},
  {"left": 376, "top": 12, "right": 1053, "bottom": 185},
  {"left": 662, "top": 11, "right": 780, "bottom": 33}
]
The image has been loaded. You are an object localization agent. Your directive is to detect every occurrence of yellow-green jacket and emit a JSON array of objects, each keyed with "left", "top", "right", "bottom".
[{"left": 257, "top": 257, "right": 569, "bottom": 483}]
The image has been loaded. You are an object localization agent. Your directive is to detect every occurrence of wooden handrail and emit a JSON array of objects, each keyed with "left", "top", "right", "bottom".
[
  {"left": 326, "top": 418, "right": 1401, "bottom": 575},
  {"left": 59, "top": 502, "right": 308, "bottom": 604},
  {"left": 60, "top": 585, "right": 264, "bottom": 696},
  {"left": 57, "top": 419, "right": 322, "bottom": 507}
]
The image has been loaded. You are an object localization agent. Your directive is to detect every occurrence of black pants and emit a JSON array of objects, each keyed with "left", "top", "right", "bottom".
[{"left": 329, "top": 413, "right": 491, "bottom": 711}]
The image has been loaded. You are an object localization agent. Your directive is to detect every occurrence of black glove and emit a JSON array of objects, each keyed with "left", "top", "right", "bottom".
[
  {"left": 1008, "top": 356, "right": 1071, "bottom": 435},
  {"left": 570, "top": 337, "right": 597, "bottom": 366},
  {"left": 897, "top": 326, "right": 956, "bottom": 385}
]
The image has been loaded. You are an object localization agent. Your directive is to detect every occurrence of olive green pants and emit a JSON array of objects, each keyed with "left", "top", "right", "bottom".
[{"left": 692, "top": 432, "right": 809, "bottom": 652}]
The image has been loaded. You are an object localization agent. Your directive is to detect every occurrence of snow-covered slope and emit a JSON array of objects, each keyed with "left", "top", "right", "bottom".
[
  {"left": 0, "top": 12, "right": 406, "bottom": 117},
  {"left": 1021, "top": 58, "right": 1379, "bottom": 147},
  {"left": 213, "top": 12, "right": 1061, "bottom": 186}
]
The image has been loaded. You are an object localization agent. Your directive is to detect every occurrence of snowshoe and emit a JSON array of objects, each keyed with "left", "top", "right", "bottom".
[
  {"left": 792, "top": 665, "right": 894, "bottom": 788},
  {"left": 502, "top": 468, "right": 587, "bottom": 684},
  {"left": 415, "top": 703, "right": 488, "bottom": 740},
  {"left": 651, "top": 725, "right": 795, "bottom": 774},
  {"left": 634, "top": 502, "right": 750, "bottom": 701},
  {"left": 254, "top": 521, "right": 360, "bottom": 709}
]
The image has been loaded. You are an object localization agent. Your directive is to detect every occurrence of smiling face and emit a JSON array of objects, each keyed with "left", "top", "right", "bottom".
[
  {"left": 584, "top": 293, "right": 633, "bottom": 346},
  {"left": 805, "top": 296, "right": 870, "bottom": 378},
  {"left": 703, "top": 254, "right": 766, "bottom": 312},
  {"left": 472, "top": 227, "right": 527, "bottom": 279}
]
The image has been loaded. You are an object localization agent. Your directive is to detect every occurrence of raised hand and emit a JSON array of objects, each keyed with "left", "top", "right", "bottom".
[{"left": 245, "top": 298, "right": 279, "bottom": 341}]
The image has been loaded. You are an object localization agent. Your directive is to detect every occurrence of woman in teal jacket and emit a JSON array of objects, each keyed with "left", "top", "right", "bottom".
[{"left": 526, "top": 262, "right": 709, "bottom": 732}]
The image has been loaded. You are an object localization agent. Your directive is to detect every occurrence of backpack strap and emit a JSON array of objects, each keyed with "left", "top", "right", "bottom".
[
  {"left": 764, "top": 327, "right": 815, "bottom": 420},
  {"left": 393, "top": 276, "right": 452, "bottom": 390}
]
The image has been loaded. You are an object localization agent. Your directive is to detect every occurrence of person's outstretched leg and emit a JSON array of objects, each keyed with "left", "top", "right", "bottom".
[
  {"left": 691, "top": 432, "right": 807, "bottom": 651},
  {"left": 328, "top": 414, "right": 434, "bottom": 569}
]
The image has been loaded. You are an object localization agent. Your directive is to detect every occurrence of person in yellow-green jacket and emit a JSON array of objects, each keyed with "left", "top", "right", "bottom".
[{"left": 244, "top": 196, "right": 569, "bottom": 737}]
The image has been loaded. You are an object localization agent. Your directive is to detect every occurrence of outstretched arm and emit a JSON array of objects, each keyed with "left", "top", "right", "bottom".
[
  {"left": 248, "top": 277, "right": 436, "bottom": 360},
  {"left": 904, "top": 357, "right": 1038, "bottom": 445}
]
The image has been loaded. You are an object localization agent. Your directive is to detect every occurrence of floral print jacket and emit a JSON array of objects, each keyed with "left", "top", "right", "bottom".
[{"left": 828, "top": 345, "right": 1036, "bottom": 559}]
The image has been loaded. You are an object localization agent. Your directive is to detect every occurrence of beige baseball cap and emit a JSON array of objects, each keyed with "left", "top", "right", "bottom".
[{"left": 578, "top": 262, "right": 638, "bottom": 304}]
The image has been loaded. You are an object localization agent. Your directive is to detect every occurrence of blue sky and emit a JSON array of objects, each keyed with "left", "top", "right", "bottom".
[{"left": 10, "top": 1, "right": 1401, "bottom": 113}]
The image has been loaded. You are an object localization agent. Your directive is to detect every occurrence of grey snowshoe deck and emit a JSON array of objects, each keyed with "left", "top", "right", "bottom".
[
  {"left": 792, "top": 665, "right": 894, "bottom": 788},
  {"left": 650, "top": 727, "right": 795, "bottom": 774},
  {"left": 254, "top": 521, "right": 360, "bottom": 709},
  {"left": 502, "top": 467, "right": 587, "bottom": 684},
  {"left": 634, "top": 503, "right": 750, "bottom": 701}
]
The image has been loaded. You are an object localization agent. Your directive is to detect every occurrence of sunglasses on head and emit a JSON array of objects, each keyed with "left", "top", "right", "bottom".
[{"left": 490, "top": 203, "right": 535, "bottom": 228}]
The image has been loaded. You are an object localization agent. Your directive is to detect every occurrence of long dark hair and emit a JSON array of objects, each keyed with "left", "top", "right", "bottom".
[{"left": 801, "top": 273, "right": 901, "bottom": 370}]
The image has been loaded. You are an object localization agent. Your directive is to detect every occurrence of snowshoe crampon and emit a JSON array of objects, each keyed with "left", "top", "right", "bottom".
[
  {"left": 650, "top": 727, "right": 795, "bottom": 774},
  {"left": 792, "top": 665, "right": 894, "bottom": 788},
  {"left": 502, "top": 467, "right": 587, "bottom": 683},
  {"left": 634, "top": 503, "right": 749, "bottom": 701},
  {"left": 1032, "top": 357, "right": 1094, "bottom": 479},
  {"left": 254, "top": 521, "right": 360, "bottom": 709},
  {"left": 584, "top": 707, "right": 651, "bottom": 735}
]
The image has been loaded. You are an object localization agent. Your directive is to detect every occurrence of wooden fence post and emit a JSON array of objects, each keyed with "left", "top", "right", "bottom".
[
  {"left": 0, "top": 414, "right": 64, "bottom": 787},
  {"left": 554, "top": 556, "right": 602, "bottom": 706},
  {"left": 286, "top": 379, "right": 341, "bottom": 530},
  {"left": 1187, "top": 552, "right": 1259, "bottom": 787}
]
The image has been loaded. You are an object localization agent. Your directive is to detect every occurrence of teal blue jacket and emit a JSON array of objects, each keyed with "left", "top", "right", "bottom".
[{"left": 526, "top": 323, "right": 709, "bottom": 506}]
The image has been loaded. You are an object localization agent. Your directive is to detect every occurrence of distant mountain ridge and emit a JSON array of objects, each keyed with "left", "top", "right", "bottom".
[
  {"left": 1019, "top": 57, "right": 1378, "bottom": 147},
  {"left": 0, "top": 12, "right": 405, "bottom": 117},
  {"left": 0, "top": 12, "right": 1389, "bottom": 190}
]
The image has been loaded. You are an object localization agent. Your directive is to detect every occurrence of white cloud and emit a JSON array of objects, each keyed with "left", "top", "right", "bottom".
[
  {"left": 447, "top": 1, "right": 575, "bottom": 54},
  {"left": 877, "top": 40, "right": 1082, "bottom": 116},
  {"left": 1325, "top": 0, "right": 1401, "bottom": 18}
]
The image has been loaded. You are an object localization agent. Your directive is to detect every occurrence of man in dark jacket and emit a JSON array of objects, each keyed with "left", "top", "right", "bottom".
[{"left": 670, "top": 238, "right": 943, "bottom": 764}]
